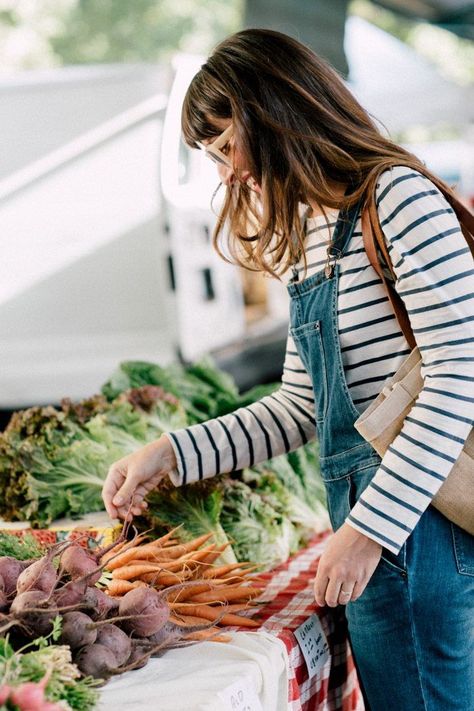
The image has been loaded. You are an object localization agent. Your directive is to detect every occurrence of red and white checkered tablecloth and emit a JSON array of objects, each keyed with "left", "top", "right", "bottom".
[{"left": 253, "top": 531, "right": 364, "bottom": 711}]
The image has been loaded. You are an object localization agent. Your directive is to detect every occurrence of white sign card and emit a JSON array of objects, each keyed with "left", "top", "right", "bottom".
[
  {"left": 217, "top": 677, "right": 264, "bottom": 711},
  {"left": 294, "top": 613, "right": 330, "bottom": 679}
]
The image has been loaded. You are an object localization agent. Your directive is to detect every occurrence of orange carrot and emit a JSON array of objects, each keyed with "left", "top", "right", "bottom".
[
  {"left": 201, "top": 563, "right": 253, "bottom": 579},
  {"left": 107, "top": 535, "right": 220, "bottom": 572},
  {"left": 191, "top": 543, "right": 231, "bottom": 569},
  {"left": 143, "top": 533, "right": 214, "bottom": 561},
  {"left": 169, "top": 613, "right": 213, "bottom": 626},
  {"left": 170, "top": 603, "right": 260, "bottom": 628},
  {"left": 188, "top": 585, "right": 264, "bottom": 605},
  {"left": 112, "top": 563, "right": 170, "bottom": 580},
  {"left": 112, "top": 553, "right": 206, "bottom": 577},
  {"left": 141, "top": 571, "right": 191, "bottom": 586},
  {"left": 104, "top": 527, "right": 184, "bottom": 569},
  {"left": 106, "top": 579, "right": 147, "bottom": 596},
  {"left": 101, "top": 533, "right": 150, "bottom": 565},
  {"left": 171, "top": 543, "right": 217, "bottom": 565},
  {"left": 182, "top": 627, "right": 231, "bottom": 642},
  {"left": 171, "top": 601, "right": 255, "bottom": 613},
  {"left": 165, "top": 581, "right": 218, "bottom": 604}
]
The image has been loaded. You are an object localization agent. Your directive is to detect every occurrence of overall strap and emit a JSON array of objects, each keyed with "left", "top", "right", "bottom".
[
  {"left": 324, "top": 199, "right": 364, "bottom": 278},
  {"left": 361, "top": 169, "right": 474, "bottom": 352}
]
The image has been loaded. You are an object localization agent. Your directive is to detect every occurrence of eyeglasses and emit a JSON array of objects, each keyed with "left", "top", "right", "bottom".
[{"left": 197, "top": 124, "right": 233, "bottom": 168}]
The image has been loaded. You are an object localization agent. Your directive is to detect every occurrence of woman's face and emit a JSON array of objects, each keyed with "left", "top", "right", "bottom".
[{"left": 203, "top": 118, "right": 261, "bottom": 192}]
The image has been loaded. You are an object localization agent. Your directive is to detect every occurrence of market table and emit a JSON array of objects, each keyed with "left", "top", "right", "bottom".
[{"left": 98, "top": 532, "right": 364, "bottom": 711}]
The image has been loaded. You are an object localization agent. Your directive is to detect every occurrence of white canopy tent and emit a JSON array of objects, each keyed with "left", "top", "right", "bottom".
[{"left": 345, "top": 15, "right": 472, "bottom": 132}]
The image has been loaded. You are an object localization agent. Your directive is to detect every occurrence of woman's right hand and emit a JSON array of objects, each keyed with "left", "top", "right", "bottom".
[{"left": 102, "top": 434, "right": 178, "bottom": 521}]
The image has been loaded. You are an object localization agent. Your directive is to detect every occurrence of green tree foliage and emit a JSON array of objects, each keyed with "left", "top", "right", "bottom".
[{"left": 0, "top": 0, "right": 242, "bottom": 71}]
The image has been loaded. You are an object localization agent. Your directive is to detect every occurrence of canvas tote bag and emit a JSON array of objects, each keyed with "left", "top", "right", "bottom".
[{"left": 355, "top": 168, "right": 474, "bottom": 535}]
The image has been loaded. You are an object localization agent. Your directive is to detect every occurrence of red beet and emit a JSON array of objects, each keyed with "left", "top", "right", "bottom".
[
  {"left": 74, "top": 643, "right": 118, "bottom": 681},
  {"left": 59, "top": 611, "right": 97, "bottom": 650},
  {"left": 10, "top": 591, "right": 59, "bottom": 636},
  {"left": 60, "top": 545, "right": 102, "bottom": 586},
  {"left": 0, "top": 557, "right": 31, "bottom": 597},
  {"left": 83, "top": 587, "right": 119, "bottom": 620},
  {"left": 53, "top": 579, "right": 88, "bottom": 608},
  {"left": 95, "top": 624, "right": 131, "bottom": 666},
  {"left": 118, "top": 588, "right": 169, "bottom": 637},
  {"left": 16, "top": 550, "right": 58, "bottom": 596}
]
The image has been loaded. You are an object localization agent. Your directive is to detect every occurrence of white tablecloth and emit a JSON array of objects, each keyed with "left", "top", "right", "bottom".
[{"left": 97, "top": 630, "right": 289, "bottom": 711}]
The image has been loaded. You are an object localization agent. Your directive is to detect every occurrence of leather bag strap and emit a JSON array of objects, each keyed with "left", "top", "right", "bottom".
[
  {"left": 361, "top": 173, "right": 474, "bottom": 352},
  {"left": 361, "top": 208, "right": 417, "bottom": 350}
]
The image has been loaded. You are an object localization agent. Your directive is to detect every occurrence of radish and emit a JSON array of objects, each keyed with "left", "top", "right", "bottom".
[
  {"left": 59, "top": 611, "right": 97, "bottom": 650},
  {"left": 9, "top": 682, "right": 46, "bottom": 708},
  {"left": 9, "top": 670, "right": 51, "bottom": 709},
  {"left": 95, "top": 624, "right": 131, "bottom": 666},
  {"left": 118, "top": 587, "right": 170, "bottom": 637},
  {"left": 0, "top": 685, "right": 11, "bottom": 704}
]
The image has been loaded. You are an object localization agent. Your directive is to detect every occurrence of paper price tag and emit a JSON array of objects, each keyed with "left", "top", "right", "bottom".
[
  {"left": 217, "top": 677, "right": 263, "bottom": 711},
  {"left": 294, "top": 613, "right": 330, "bottom": 679}
]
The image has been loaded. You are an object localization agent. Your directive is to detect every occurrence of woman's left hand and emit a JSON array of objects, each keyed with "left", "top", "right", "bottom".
[{"left": 314, "top": 523, "right": 382, "bottom": 607}]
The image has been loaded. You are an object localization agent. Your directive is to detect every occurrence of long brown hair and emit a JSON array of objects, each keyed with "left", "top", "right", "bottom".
[{"left": 181, "top": 28, "right": 455, "bottom": 278}]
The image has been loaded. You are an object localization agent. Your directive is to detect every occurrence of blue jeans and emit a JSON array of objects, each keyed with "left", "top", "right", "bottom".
[{"left": 325, "top": 458, "right": 474, "bottom": 710}]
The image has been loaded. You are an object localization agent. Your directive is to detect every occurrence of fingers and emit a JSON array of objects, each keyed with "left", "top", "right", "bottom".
[
  {"left": 314, "top": 572, "right": 329, "bottom": 607},
  {"left": 102, "top": 464, "right": 126, "bottom": 519},
  {"left": 351, "top": 579, "right": 366, "bottom": 602},
  {"left": 325, "top": 577, "right": 348, "bottom": 607},
  {"left": 337, "top": 585, "right": 355, "bottom": 606},
  {"left": 314, "top": 577, "right": 364, "bottom": 607},
  {"left": 103, "top": 459, "right": 144, "bottom": 522},
  {"left": 112, "top": 467, "right": 142, "bottom": 510}
]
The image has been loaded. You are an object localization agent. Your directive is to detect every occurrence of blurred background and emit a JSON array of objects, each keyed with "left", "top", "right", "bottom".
[{"left": 0, "top": 0, "right": 473, "bottom": 422}]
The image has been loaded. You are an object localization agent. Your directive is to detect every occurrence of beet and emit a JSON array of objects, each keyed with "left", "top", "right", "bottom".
[
  {"left": 16, "top": 550, "right": 58, "bottom": 596},
  {"left": 59, "top": 611, "right": 97, "bottom": 650},
  {"left": 83, "top": 587, "right": 119, "bottom": 620},
  {"left": 145, "top": 621, "right": 181, "bottom": 647},
  {"left": 60, "top": 545, "right": 102, "bottom": 585},
  {"left": 95, "top": 624, "right": 131, "bottom": 666},
  {"left": 0, "top": 582, "right": 8, "bottom": 613},
  {"left": 74, "top": 643, "right": 118, "bottom": 681},
  {"left": 53, "top": 579, "right": 88, "bottom": 608},
  {"left": 0, "top": 557, "right": 31, "bottom": 597},
  {"left": 118, "top": 588, "right": 169, "bottom": 638},
  {"left": 125, "top": 645, "right": 150, "bottom": 670},
  {"left": 10, "top": 591, "right": 59, "bottom": 636}
]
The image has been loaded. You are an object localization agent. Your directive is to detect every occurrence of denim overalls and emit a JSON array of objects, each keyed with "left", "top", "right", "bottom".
[{"left": 287, "top": 203, "right": 474, "bottom": 710}]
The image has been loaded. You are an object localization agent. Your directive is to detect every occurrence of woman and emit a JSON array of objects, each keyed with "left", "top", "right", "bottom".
[{"left": 102, "top": 29, "right": 474, "bottom": 710}]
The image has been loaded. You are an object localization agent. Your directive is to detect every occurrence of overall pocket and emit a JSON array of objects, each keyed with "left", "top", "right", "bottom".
[{"left": 290, "top": 320, "right": 327, "bottom": 423}]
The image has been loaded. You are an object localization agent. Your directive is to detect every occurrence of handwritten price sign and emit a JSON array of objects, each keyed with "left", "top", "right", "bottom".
[
  {"left": 294, "top": 613, "right": 330, "bottom": 679},
  {"left": 217, "top": 677, "right": 263, "bottom": 711}
]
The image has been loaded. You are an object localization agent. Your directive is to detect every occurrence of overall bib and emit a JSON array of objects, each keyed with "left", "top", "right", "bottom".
[{"left": 287, "top": 204, "right": 474, "bottom": 710}]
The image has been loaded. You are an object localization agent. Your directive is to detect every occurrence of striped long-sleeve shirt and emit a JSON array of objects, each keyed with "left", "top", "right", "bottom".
[{"left": 165, "top": 166, "right": 474, "bottom": 554}]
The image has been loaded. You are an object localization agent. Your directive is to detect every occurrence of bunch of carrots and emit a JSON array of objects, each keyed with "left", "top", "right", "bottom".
[{"left": 103, "top": 529, "right": 264, "bottom": 642}]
